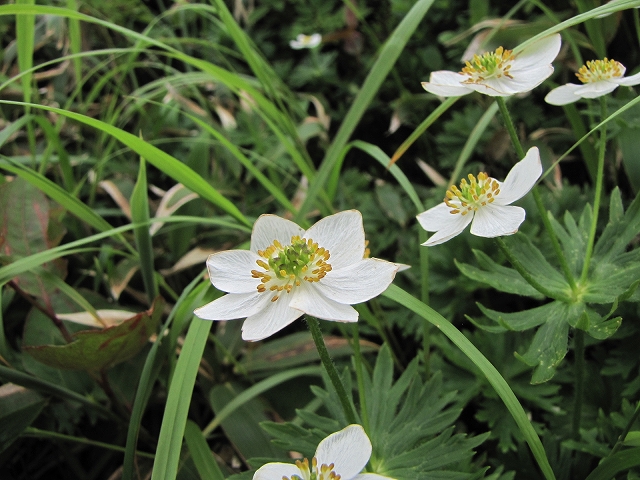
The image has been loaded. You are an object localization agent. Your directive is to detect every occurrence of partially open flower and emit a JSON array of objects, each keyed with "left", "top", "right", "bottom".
[
  {"left": 545, "top": 58, "right": 640, "bottom": 105},
  {"left": 253, "top": 424, "right": 394, "bottom": 480},
  {"left": 194, "top": 211, "right": 398, "bottom": 341},
  {"left": 417, "top": 147, "right": 542, "bottom": 246},
  {"left": 290, "top": 33, "right": 322, "bottom": 50},
  {"left": 421, "top": 34, "right": 561, "bottom": 97}
]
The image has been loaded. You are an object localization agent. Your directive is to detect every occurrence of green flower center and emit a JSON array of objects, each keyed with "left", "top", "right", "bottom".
[
  {"left": 576, "top": 58, "right": 624, "bottom": 83},
  {"left": 444, "top": 172, "right": 501, "bottom": 216},
  {"left": 283, "top": 458, "right": 341, "bottom": 480},
  {"left": 252, "top": 236, "right": 332, "bottom": 302},
  {"left": 460, "top": 46, "right": 515, "bottom": 83}
]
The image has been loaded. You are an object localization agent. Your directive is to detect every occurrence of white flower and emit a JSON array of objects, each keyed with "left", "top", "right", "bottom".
[
  {"left": 545, "top": 58, "right": 640, "bottom": 105},
  {"left": 253, "top": 424, "right": 394, "bottom": 480},
  {"left": 421, "top": 34, "right": 561, "bottom": 97},
  {"left": 290, "top": 33, "right": 322, "bottom": 50},
  {"left": 417, "top": 147, "right": 542, "bottom": 246},
  {"left": 194, "top": 211, "right": 398, "bottom": 341}
]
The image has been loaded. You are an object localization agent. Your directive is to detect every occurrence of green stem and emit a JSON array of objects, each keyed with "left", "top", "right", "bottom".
[
  {"left": 495, "top": 237, "right": 570, "bottom": 302},
  {"left": 351, "top": 324, "right": 370, "bottom": 434},
  {"left": 306, "top": 316, "right": 358, "bottom": 424},
  {"left": 419, "top": 228, "right": 431, "bottom": 377},
  {"left": 495, "top": 97, "right": 577, "bottom": 291},
  {"left": 609, "top": 400, "right": 640, "bottom": 457},
  {"left": 22, "top": 427, "right": 155, "bottom": 459},
  {"left": 580, "top": 97, "right": 607, "bottom": 284},
  {"left": 572, "top": 329, "right": 585, "bottom": 440}
]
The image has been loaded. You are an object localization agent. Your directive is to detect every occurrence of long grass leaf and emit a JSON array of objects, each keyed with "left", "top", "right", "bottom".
[
  {"left": 131, "top": 156, "right": 158, "bottom": 303},
  {"left": 122, "top": 274, "right": 203, "bottom": 480},
  {"left": 151, "top": 319, "right": 212, "bottom": 480},
  {"left": 184, "top": 420, "right": 226, "bottom": 480},
  {"left": 382, "top": 284, "right": 556, "bottom": 480},
  {"left": 0, "top": 100, "right": 251, "bottom": 227},
  {"left": 295, "top": 0, "right": 437, "bottom": 222}
]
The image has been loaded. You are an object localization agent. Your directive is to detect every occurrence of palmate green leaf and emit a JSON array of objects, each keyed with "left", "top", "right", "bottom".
[
  {"left": 455, "top": 250, "right": 544, "bottom": 299},
  {"left": 23, "top": 297, "right": 163, "bottom": 371},
  {"left": 259, "top": 345, "right": 489, "bottom": 479}
]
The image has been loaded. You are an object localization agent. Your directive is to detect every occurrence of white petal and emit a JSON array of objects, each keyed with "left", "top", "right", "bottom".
[
  {"left": 250, "top": 215, "right": 305, "bottom": 253},
  {"left": 317, "top": 259, "right": 398, "bottom": 304},
  {"left": 289, "top": 282, "right": 359, "bottom": 322},
  {"left": 421, "top": 71, "right": 474, "bottom": 97},
  {"left": 315, "top": 425, "right": 372, "bottom": 479},
  {"left": 421, "top": 212, "right": 472, "bottom": 245},
  {"left": 615, "top": 70, "right": 640, "bottom": 86},
  {"left": 206, "top": 250, "right": 261, "bottom": 294},
  {"left": 470, "top": 204, "right": 525, "bottom": 237},
  {"left": 417, "top": 203, "right": 473, "bottom": 246},
  {"left": 511, "top": 34, "right": 562, "bottom": 70},
  {"left": 494, "top": 147, "right": 542, "bottom": 205},
  {"left": 241, "top": 296, "right": 303, "bottom": 341},
  {"left": 545, "top": 83, "right": 584, "bottom": 105},
  {"left": 468, "top": 82, "right": 512, "bottom": 96},
  {"left": 304, "top": 210, "right": 365, "bottom": 269},
  {"left": 416, "top": 202, "right": 457, "bottom": 232},
  {"left": 253, "top": 462, "right": 301, "bottom": 480},
  {"left": 484, "top": 65, "right": 554, "bottom": 95},
  {"left": 194, "top": 292, "right": 267, "bottom": 320},
  {"left": 574, "top": 80, "right": 618, "bottom": 98}
]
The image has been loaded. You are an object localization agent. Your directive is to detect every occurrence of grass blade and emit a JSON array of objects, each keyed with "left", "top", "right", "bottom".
[{"left": 184, "top": 420, "right": 226, "bottom": 480}]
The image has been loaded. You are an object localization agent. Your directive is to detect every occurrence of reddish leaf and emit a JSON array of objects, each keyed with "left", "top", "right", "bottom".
[{"left": 23, "top": 297, "right": 164, "bottom": 371}]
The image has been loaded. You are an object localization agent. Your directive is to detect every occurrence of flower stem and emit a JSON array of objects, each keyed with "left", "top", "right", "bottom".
[
  {"left": 580, "top": 97, "right": 607, "bottom": 284},
  {"left": 419, "top": 228, "right": 432, "bottom": 377},
  {"left": 306, "top": 316, "right": 358, "bottom": 425},
  {"left": 571, "top": 329, "right": 585, "bottom": 440},
  {"left": 495, "top": 97, "right": 577, "bottom": 291},
  {"left": 495, "top": 237, "right": 570, "bottom": 302},
  {"left": 351, "top": 324, "right": 370, "bottom": 434}
]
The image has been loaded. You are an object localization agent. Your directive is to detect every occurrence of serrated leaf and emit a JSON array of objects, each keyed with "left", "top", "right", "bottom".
[
  {"left": 455, "top": 250, "right": 543, "bottom": 299},
  {"left": 504, "top": 234, "right": 569, "bottom": 295},
  {"left": 23, "top": 297, "right": 163, "bottom": 371},
  {"left": 594, "top": 188, "right": 640, "bottom": 263},
  {"left": 515, "top": 303, "right": 576, "bottom": 384},
  {"left": 478, "top": 301, "right": 556, "bottom": 331}
]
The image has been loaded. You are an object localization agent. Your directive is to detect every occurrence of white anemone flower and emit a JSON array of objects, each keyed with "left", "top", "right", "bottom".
[
  {"left": 545, "top": 58, "right": 640, "bottom": 105},
  {"left": 194, "top": 210, "right": 398, "bottom": 341},
  {"left": 290, "top": 33, "right": 322, "bottom": 50},
  {"left": 253, "top": 424, "right": 394, "bottom": 480},
  {"left": 417, "top": 147, "right": 542, "bottom": 246},
  {"left": 421, "top": 34, "right": 561, "bottom": 97}
]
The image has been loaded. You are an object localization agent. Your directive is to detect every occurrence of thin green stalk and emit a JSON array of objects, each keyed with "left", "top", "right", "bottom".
[
  {"left": 609, "top": 401, "right": 640, "bottom": 457},
  {"left": 306, "top": 316, "right": 358, "bottom": 425},
  {"left": 580, "top": 97, "right": 608, "bottom": 284},
  {"left": 419, "top": 229, "right": 431, "bottom": 377},
  {"left": 495, "top": 97, "right": 577, "bottom": 291},
  {"left": 351, "top": 324, "right": 370, "bottom": 434},
  {"left": 23, "top": 427, "right": 155, "bottom": 459},
  {"left": 572, "top": 329, "right": 585, "bottom": 439},
  {"left": 495, "top": 237, "right": 571, "bottom": 302}
]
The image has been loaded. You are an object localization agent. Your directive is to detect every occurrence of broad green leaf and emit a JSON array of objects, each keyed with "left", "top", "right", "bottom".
[
  {"left": 209, "top": 383, "right": 284, "bottom": 460},
  {"left": 0, "top": 177, "right": 67, "bottom": 299},
  {"left": 478, "top": 301, "right": 555, "bottom": 332},
  {"left": 584, "top": 447, "right": 640, "bottom": 480},
  {"left": 24, "top": 297, "right": 163, "bottom": 371},
  {"left": 0, "top": 383, "right": 45, "bottom": 453}
]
